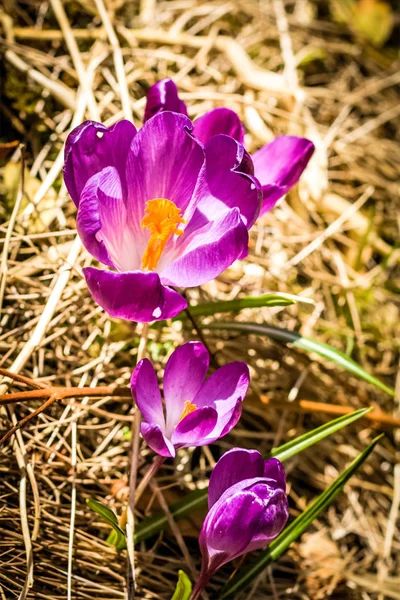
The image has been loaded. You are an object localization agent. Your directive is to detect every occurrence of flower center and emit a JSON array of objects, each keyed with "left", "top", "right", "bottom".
[
  {"left": 179, "top": 400, "right": 197, "bottom": 422},
  {"left": 140, "top": 198, "right": 186, "bottom": 271}
]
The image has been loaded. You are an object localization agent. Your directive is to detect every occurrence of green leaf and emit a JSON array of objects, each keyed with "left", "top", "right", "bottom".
[
  {"left": 187, "top": 293, "right": 314, "bottom": 318},
  {"left": 221, "top": 434, "right": 384, "bottom": 598},
  {"left": 152, "top": 294, "right": 313, "bottom": 329},
  {"left": 171, "top": 570, "right": 192, "bottom": 600},
  {"left": 86, "top": 498, "right": 126, "bottom": 550},
  {"left": 134, "top": 408, "right": 372, "bottom": 543},
  {"left": 203, "top": 322, "right": 394, "bottom": 396},
  {"left": 106, "top": 528, "right": 127, "bottom": 550}
]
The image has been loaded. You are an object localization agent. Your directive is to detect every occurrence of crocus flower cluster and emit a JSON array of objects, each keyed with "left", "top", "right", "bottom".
[
  {"left": 63, "top": 80, "right": 305, "bottom": 596},
  {"left": 193, "top": 448, "right": 289, "bottom": 598},
  {"left": 131, "top": 341, "right": 249, "bottom": 457}
]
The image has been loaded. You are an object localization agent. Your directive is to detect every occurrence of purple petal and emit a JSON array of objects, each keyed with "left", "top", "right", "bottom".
[
  {"left": 263, "top": 458, "right": 287, "bottom": 491},
  {"left": 219, "top": 396, "right": 242, "bottom": 438},
  {"left": 252, "top": 136, "right": 314, "bottom": 216},
  {"left": 83, "top": 268, "right": 187, "bottom": 323},
  {"left": 141, "top": 422, "right": 175, "bottom": 458},
  {"left": 75, "top": 172, "right": 115, "bottom": 268},
  {"left": 144, "top": 79, "right": 188, "bottom": 122},
  {"left": 194, "top": 362, "right": 249, "bottom": 411},
  {"left": 77, "top": 166, "right": 143, "bottom": 271},
  {"left": 184, "top": 362, "right": 249, "bottom": 446},
  {"left": 196, "top": 135, "right": 261, "bottom": 229},
  {"left": 126, "top": 112, "right": 204, "bottom": 227},
  {"left": 163, "top": 342, "right": 210, "bottom": 435},
  {"left": 160, "top": 208, "right": 249, "bottom": 288},
  {"left": 64, "top": 120, "right": 136, "bottom": 207},
  {"left": 208, "top": 448, "right": 265, "bottom": 508},
  {"left": 131, "top": 358, "right": 164, "bottom": 427},
  {"left": 193, "top": 108, "right": 244, "bottom": 144},
  {"left": 171, "top": 406, "right": 218, "bottom": 447}
]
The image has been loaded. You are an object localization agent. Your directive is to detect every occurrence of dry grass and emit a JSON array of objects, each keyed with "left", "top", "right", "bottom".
[{"left": 0, "top": 0, "right": 399, "bottom": 598}]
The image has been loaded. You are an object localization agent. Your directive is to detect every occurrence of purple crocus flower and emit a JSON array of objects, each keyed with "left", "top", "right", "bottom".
[
  {"left": 192, "top": 448, "right": 289, "bottom": 597},
  {"left": 145, "top": 79, "right": 315, "bottom": 217},
  {"left": 130, "top": 342, "right": 250, "bottom": 458},
  {"left": 64, "top": 112, "right": 261, "bottom": 322}
]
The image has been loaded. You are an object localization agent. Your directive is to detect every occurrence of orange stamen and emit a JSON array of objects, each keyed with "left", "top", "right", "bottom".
[
  {"left": 141, "top": 198, "right": 186, "bottom": 271},
  {"left": 179, "top": 400, "right": 197, "bottom": 422}
]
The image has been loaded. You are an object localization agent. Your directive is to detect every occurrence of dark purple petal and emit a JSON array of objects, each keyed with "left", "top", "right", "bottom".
[
  {"left": 193, "top": 108, "right": 245, "bottom": 144},
  {"left": 252, "top": 136, "right": 314, "bottom": 216},
  {"left": 263, "top": 458, "right": 287, "bottom": 491},
  {"left": 171, "top": 406, "right": 218, "bottom": 447},
  {"left": 131, "top": 358, "right": 164, "bottom": 427},
  {"left": 141, "top": 422, "right": 175, "bottom": 458},
  {"left": 244, "top": 484, "right": 289, "bottom": 553},
  {"left": 163, "top": 342, "right": 210, "bottom": 434},
  {"left": 160, "top": 208, "right": 249, "bottom": 288},
  {"left": 196, "top": 135, "right": 261, "bottom": 229},
  {"left": 208, "top": 448, "right": 265, "bottom": 508},
  {"left": 83, "top": 267, "right": 187, "bottom": 322},
  {"left": 200, "top": 474, "right": 289, "bottom": 577},
  {"left": 144, "top": 79, "right": 188, "bottom": 122},
  {"left": 199, "top": 489, "right": 265, "bottom": 573},
  {"left": 126, "top": 112, "right": 204, "bottom": 225},
  {"left": 64, "top": 119, "right": 136, "bottom": 207}
]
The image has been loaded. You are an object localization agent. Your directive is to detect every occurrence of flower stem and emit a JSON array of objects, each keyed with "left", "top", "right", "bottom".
[
  {"left": 126, "top": 323, "right": 149, "bottom": 600},
  {"left": 135, "top": 454, "right": 165, "bottom": 504},
  {"left": 190, "top": 570, "right": 212, "bottom": 600}
]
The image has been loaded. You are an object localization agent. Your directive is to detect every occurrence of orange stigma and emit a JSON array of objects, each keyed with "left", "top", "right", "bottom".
[
  {"left": 141, "top": 198, "right": 186, "bottom": 271},
  {"left": 179, "top": 400, "right": 197, "bottom": 422}
]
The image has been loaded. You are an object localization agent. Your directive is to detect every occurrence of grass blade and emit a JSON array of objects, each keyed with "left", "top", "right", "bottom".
[
  {"left": 204, "top": 322, "right": 394, "bottom": 396},
  {"left": 270, "top": 406, "right": 372, "bottom": 462},
  {"left": 86, "top": 498, "right": 126, "bottom": 550},
  {"left": 220, "top": 434, "right": 384, "bottom": 598},
  {"left": 135, "top": 408, "right": 372, "bottom": 543},
  {"left": 171, "top": 570, "right": 192, "bottom": 600},
  {"left": 135, "top": 488, "right": 207, "bottom": 544}
]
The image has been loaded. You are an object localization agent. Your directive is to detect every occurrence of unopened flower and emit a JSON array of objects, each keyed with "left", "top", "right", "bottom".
[
  {"left": 145, "top": 79, "right": 315, "bottom": 217},
  {"left": 194, "top": 448, "right": 289, "bottom": 595},
  {"left": 130, "top": 342, "right": 250, "bottom": 457},
  {"left": 64, "top": 112, "right": 261, "bottom": 322}
]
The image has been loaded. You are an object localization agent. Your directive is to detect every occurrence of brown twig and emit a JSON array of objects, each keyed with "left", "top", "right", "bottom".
[
  {"left": 0, "top": 366, "right": 49, "bottom": 389},
  {"left": 0, "top": 386, "right": 131, "bottom": 405},
  {"left": 1, "top": 375, "right": 399, "bottom": 428},
  {"left": 259, "top": 396, "right": 400, "bottom": 429},
  {"left": 0, "top": 394, "right": 58, "bottom": 446}
]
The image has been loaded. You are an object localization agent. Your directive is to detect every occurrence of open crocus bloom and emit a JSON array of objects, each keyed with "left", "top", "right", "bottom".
[
  {"left": 145, "top": 79, "right": 315, "bottom": 217},
  {"left": 64, "top": 112, "right": 261, "bottom": 322},
  {"left": 197, "top": 448, "right": 289, "bottom": 588},
  {"left": 130, "top": 342, "right": 250, "bottom": 457}
]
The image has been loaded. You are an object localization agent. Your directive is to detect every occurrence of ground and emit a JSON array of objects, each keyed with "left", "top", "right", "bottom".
[{"left": 0, "top": 0, "right": 399, "bottom": 599}]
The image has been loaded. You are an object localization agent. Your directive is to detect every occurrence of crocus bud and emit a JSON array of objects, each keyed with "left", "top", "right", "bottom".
[{"left": 194, "top": 448, "right": 289, "bottom": 596}]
